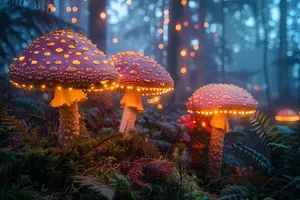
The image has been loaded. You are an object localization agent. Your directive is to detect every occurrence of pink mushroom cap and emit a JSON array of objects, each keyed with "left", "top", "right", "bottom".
[
  {"left": 9, "top": 29, "right": 119, "bottom": 90},
  {"left": 109, "top": 51, "right": 174, "bottom": 95},
  {"left": 186, "top": 84, "right": 257, "bottom": 115}
]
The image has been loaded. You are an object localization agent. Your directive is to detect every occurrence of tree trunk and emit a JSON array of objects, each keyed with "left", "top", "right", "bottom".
[
  {"left": 89, "top": 0, "right": 106, "bottom": 51},
  {"left": 195, "top": 0, "right": 206, "bottom": 88},
  {"left": 261, "top": 0, "right": 272, "bottom": 110},
  {"left": 221, "top": 0, "right": 226, "bottom": 82},
  {"left": 278, "top": 0, "right": 288, "bottom": 103},
  {"left": 167, "top": 0, "right": 183, "bottom": 102}
]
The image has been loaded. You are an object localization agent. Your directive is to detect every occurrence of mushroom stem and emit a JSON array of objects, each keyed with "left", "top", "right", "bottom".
[
  {"left": 119, "top": 89, "right": 144, "bottom": 135},
  {"left": 208, "top": 114, "right": 229, "bottom": 176},
  {"left": 50, "top": 89, "right": 87, "bottom": 147},
  {"left": 58, "top": 102, "right": 80, "bottom": 147},
  {"left": 119, "top": 106, "right": 137, "bottom": 134}
]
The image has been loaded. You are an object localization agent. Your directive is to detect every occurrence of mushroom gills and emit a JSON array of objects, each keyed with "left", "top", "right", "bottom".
[{"left": 50, "top": 88, "right": 87, "bottom": 107}]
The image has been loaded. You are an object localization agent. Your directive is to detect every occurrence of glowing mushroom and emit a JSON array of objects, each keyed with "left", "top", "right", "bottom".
[
  {"left": 275, "top": 108, "right": 299, "bottom": 123},
  {"left": 110, "top": 51, "right": 174, "bottom": 134},
  {"left": 186, "top": 84, "right": 257, "bottom": 176},
  {"left": 8, "top": 29, "right": 119, "bottom": 147}
]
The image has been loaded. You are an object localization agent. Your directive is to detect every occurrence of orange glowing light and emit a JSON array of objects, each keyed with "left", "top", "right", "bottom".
[
  {"left": 50, "top": 6, "right": 56, "bottom": 12},
  {"left": 158, "top": 44, "right": 164, "bottom": 49},
  {"left": 100, "top": 12, "right": 106, "bottom": 19},
  {"left": 204, "top": 22, "right": 209, "bottom": 27},
  {"left": 180, "top": 50, "right": 187, "bottom": 56},
  {"left": 190, "top": 52, "right": 195, "bottom": 57},
  {"left": 181, "top": 0, "right": 187, "bottom": 6},
  {"left": 175, "top": 24, "right": 182, "bottom": 31},
  {"left": 66, "top": 6, "right": 71, "bottom": 12},
  {"left": 72, "top": 6, "right": 78, "bottom": 12},
  {"left": 183, "top": 21, "right": 189, "bottom": 26},
  {"left": 71, "top": 18, "right": 77, "bottom": 23},
  {"left": 193, "top": 45, "right": 199, "bottom": 50},
  {"left": 158, "top": 28, "right": 163, "bottom": 34},
  {"left": 164, "top": 18, "right": 170, "bottom": 24},
  {"left": 194, "top": 24, "right": 199, "bottom": 29},
  {"left": 202, "top": 122, "right": 206, "bottom": 127},
  {"left": 164, "top": 9, "right": 169, "bottom": 15},
  {"left": 181, "top": 67, "right": 187, "bottom": 74},
  {"left": 275, "top": 116, "right": 299, "bottom": 122},
  {"left": 112, "top": 38, "right": 118, "bottom": 43},
  {"left": 157, "top": 104, "right": 163, "bottom": 109},
  {"left": 48, "top": 3, "right": 54, "bottom": 8}
]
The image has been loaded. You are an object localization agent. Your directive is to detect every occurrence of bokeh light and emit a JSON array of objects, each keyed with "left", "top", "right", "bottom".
[
  {"left": 71, "top": 18, "right": 77, "bottom": 23},
  {"left": 126, "top": 0, "right": 132, "bottom": 5},
  {"left": 100, "top": 12, "right": 107, "bottom": 19},
  {"left": 158, "top": 28, "right": 163, "bottom": 34},
  {"left": 164, "top": 9, "right": 169, "bottom": 15},
  {"left": 183, "top": 21, "right": 189, "bottom": 26},
  {"left": 190, "top": 52, "right": 195, "bottom": 57},
  {"left": 72, "top": 6, "right": 78, "bottom": 12},
  {"left": 180, "top": 50, "right": 187, "bottom": 56},
  {"left": 193, "top": 45, "right": 199, "bottom": 50},
  {"left": 112, "top": 38, "right": 118, "bottom": 43},
  {"left": 164, "top": 18, "right": 170, "bottom": 24},
  {"left": 204, "top": 22, "right": 209, "bottom": 27},
  {"left": 157, "top": 104, "right": 163, "bottom": 109},
  {"left": 181, "top": 0, "right": 187, "bottom": 6},
  {"left": 181, "top": 67, "right": 187, "bottom": 74},
  {"left": 175, "top": 24, "right": 182, "bottom": 31},
  {"left": 66, "top": 6, "right": 71, "bottom": 12},
  {"left": 158, "top": 44, "right": 164, "bottom": 49}
]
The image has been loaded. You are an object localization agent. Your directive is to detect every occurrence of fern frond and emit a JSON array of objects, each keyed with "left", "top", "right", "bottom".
[
  {"left": 74, "top": 175, "right": 115, "bottom": 200},
  {"left": 249, "top": 111, "right": 284, "bottom": 152},
  {"left": 232, "top": 143, "right": 275, "bottom": 175},
  {"left": 0, "top": 107, "right": 27, "bottom": 135},
  {"left": 217, "top": 185, "right": 249, "bottom": 200}
]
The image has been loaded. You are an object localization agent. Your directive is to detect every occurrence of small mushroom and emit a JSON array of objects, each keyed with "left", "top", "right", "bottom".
[
  {"left": 186, "top": 83, "right": 257, "bottom": 176},
  {"left": 109, "top": 51, "right": 174, "bottom": 135}
]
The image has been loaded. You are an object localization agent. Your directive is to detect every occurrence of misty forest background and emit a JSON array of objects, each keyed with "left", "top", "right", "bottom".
[{"left": 0, "top": 0, "right": 299, "bottom": 114}]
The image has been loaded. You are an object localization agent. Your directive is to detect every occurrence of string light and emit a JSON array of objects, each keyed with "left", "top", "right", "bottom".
[
  {"left": 100, "top": 12, "right": 106, "bottom": 19},
  {"left": 180, "top": 50, "right": 187, "bottom": 56},
  {"left": 175, "top": 24, "right": 182, "bottom": 31},
  {"left": 112, "top": 38, "right": 118, "bottom": 43},
  {"left": 181, "top": 67, "right": 187, "bottom": 74}
]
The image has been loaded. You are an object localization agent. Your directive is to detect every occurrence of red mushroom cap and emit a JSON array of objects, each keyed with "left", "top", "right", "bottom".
[
  {"left": 186, "top": 84, "right": 257, "bottom": 115},
  {"left": 109, "top": 51, "right": 174, "bottom": 95},
  {"left": 9, "top": 29, "right": 119, "bottom": 90}
]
